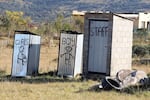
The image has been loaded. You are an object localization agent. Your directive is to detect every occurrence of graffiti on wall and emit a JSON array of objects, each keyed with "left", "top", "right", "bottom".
[
  {"left": 60, "top": 37, "right": 76, "bottom": 65},
  {"left": 15, "top": 38, "right": 29, "bottom": 74},
  {"left": 90, "top": 26, "right": 108, "bottom": 37},
  {"left": 90, "top": 21, "right": 108, "bottom": 37}
]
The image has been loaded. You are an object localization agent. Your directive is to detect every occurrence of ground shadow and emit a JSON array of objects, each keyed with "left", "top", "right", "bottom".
[
  {"left": 0, "top": 71, "right": 83, "bottom": 84},
  {"left": 87, "top": 84, "right": 103, "bottom": 92},
  {"left": 120, "top": 75, "right": 150, "bottom": 94},
  {"left": 120, "top": 82, "right": 150, "bottom": 94}
]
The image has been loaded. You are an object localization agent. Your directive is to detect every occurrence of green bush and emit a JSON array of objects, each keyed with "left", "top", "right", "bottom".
[
  {"left": 147, "top": 46, "right": 150, "bottom": 55},
  {"left": 132, "top": 45, "right": 150, "bottom": 57}
]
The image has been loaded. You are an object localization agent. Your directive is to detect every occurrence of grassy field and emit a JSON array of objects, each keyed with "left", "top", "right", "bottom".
[
  {"left": 0, "top": 80, "right": 149, "bottom": 100},
  {"left": 0, "top": 39, "right": 150, "bottom": 100}
]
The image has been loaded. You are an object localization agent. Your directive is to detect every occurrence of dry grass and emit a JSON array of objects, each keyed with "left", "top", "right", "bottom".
[
  {"left": 0, "top": 40, "right": 149, "bottom": 100},
  {"left": 0, "top": 80, "right": 149, "bottom": 100},
  {"left": 0, "top": 44, "right": 59, "bottom": 74},
  {"left": 39, "top": 45, "right": 58, "bottom": 73},
  {"left": 133, "top": 64, "right": 150, "bottom": 74}
]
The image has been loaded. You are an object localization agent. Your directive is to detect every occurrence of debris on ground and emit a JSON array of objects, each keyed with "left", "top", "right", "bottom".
[{"left": 99, "top": 69, "right": 149, "bottom": 90}]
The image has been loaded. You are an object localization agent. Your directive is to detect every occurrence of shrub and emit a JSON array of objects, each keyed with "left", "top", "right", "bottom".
[{"left": 132, "top": 45, "right": 149, "bottom": 57}]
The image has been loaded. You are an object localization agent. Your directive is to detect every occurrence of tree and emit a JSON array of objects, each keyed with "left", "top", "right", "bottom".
[
  {"left": 0, "top": 15, "right": 10, "bottom": 33},
  {"left": 62, "top": 23, "right": 73, "bottom": 31},
  {"left": 54, "top": 14, "right": 63, "bottom": 33},
  {"left": 5, "top": 10, "right": 31, "bottom": 37},
  {"left": 72, "top": 16, "right": 84, "bottom": 33}
]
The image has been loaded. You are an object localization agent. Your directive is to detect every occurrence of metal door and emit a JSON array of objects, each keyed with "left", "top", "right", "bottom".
[
  {"left": 58, "top": 33, "right": 76, "bottom": 76},
  {"left": 12, "top": 34, "right": 30, "bottom": 76},
  {"left": 88, "top": 20, "right": 109, "bottom": 73}
]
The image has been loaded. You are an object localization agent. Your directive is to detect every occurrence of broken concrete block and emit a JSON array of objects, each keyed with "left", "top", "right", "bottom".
[
  {"left": 121, "top": 70, "right": 148, "bottom": 88},
  {"left": 116, "top": 69, "right": 133, "bottom": 82},
  {"left": 100, "top": 70, "right": 148, "bottom": 90}
]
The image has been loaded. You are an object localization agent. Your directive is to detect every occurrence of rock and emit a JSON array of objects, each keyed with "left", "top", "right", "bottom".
[
  {"left": 99, "top": 69, "right": 148, "bottom": 90},
  {"left": 116, "top": 69, "right": 133, "bottom": 82},
  {"left": 121, "top": 70, "right": 148, "bottom": 88}
]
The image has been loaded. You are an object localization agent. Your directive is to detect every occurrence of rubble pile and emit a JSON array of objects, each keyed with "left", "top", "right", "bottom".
[{"left": 100, "top": 69, "right": 149, "bottom": 90}]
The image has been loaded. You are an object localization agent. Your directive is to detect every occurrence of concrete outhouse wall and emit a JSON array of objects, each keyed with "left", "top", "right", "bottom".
[
  {"left": 110, "top": 15, "right": 133, "bottom": 76},
  {"left": 83, "top": 13, "right": 133, "bottom": 77}
]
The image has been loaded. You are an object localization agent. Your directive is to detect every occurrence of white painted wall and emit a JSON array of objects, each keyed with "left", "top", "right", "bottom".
[
  {"left": 138, "top": 12, "right": 150, "bottom": 29},
  {"left": 111, "top": 15, "right": 133, "bottom": 76},
  {"left": 74, "top": 35, "right": 84, "bottom": 77}
]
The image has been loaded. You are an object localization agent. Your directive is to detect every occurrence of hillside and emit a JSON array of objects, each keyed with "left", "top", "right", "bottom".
[{"left": 1, "top": 0, "right": 150, "bottom": 21}]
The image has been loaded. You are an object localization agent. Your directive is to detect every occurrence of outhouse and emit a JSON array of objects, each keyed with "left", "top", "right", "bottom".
[
  {"left": 57, "top": 31, "right": 84, "bottom": 77},
  {"left": 11, "top": 31, "right": 41, "bottom": 77},
  {"left": 83, "top": 13, "right": 133, "bottom": 76}
]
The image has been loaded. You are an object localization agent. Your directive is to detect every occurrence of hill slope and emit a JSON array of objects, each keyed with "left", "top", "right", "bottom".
[{"left": 0, "top": 0, "right": 150, "bottom": 21}]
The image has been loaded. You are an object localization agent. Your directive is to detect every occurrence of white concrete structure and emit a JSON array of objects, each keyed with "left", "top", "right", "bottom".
[
  {"left": 138, "top": 12, "right": 150, "bottom": 30},
  {"left": 72, "top": 10, "right": 86, "bottom": 16},
  {"left": 72, "top": 10, "right": 150, "bottom": 30},
  {"left": 118, "top": 12, "right": 150, "bottom": 30},
  {"left": 117, "top": 14, "right": 138, "bottom": 18},
  {"left": 83, "top": 13, "right": 133, "bottom": 76},
  {"left": 117, "top": 13, "right": 138, "bottom": 30}
]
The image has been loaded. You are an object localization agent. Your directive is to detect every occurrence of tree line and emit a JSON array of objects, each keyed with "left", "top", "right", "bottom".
[{"left": 0, "top": 10, "right": 84, "bottom": 38}]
